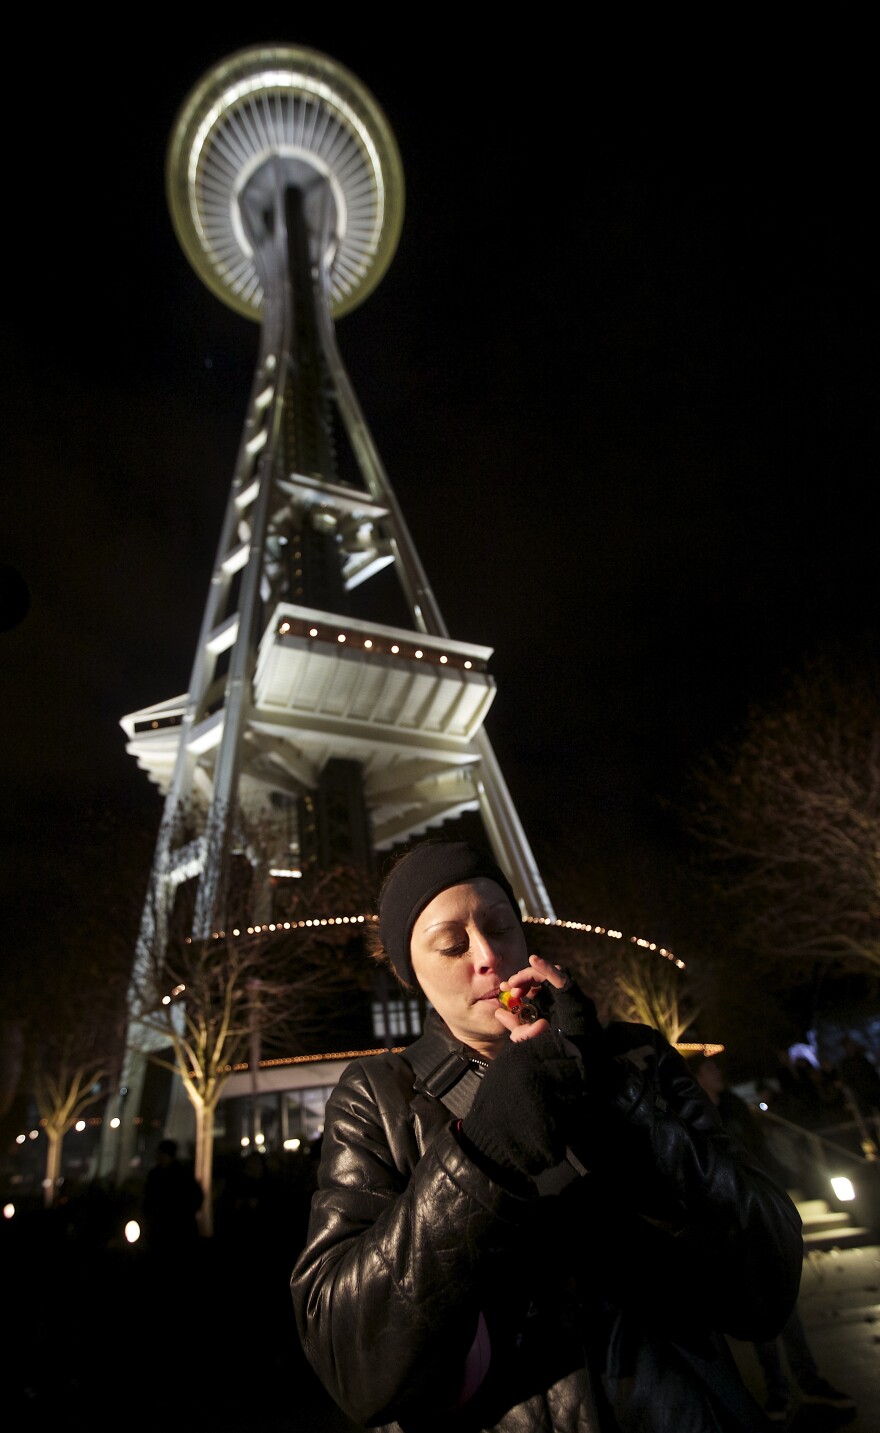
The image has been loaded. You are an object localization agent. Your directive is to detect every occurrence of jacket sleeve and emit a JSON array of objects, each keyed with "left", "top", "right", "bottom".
[
  {"left": 290, "top": 1056, "right": 528, "bottom": 1426},
  {"left": 578, "top": 1024, "right": 804, "bottom": 1342}
]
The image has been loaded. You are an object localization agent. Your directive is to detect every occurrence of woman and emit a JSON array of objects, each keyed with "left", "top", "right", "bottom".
[{"left": 291, "top": 839, "right": 803, "bottom": 1431}]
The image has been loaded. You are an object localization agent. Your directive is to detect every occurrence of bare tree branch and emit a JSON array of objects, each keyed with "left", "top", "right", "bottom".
[
  {"left": 604, "top": 948, "right": 698, "bottom": 1046},
  {"left": 681, "top": 641, "right": 880, "bottom": 980}
]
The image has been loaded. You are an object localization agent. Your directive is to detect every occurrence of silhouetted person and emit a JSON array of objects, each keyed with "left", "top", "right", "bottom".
[
  {"left": 695, "top": 1058, "right": 855, "bottom": 1423},
  {"left": 771, "top": 1048, "right": 825, "bottom": 1127},
  {"left": 813, "top": 1056, "right": 849, "bottom": 1121},
  {"left": 142, "top": 1138, "right": 203, "bottom": 1257},
  {"left": 837, "top": 1036, "right": 880, "bottom": 1119},
  {"left": 222, "top": 1151, "right": 287, "bottom": 1252}
]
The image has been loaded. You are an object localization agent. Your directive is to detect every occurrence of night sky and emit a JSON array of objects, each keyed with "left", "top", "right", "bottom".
[{"left": 3, "top": 25, "right": 876, "bottom": 968}]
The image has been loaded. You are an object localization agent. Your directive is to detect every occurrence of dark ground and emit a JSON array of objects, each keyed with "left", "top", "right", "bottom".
[
  {"left": 3, "top": 1185, "right": 358, "bottom": 1433},
  {"left": 4, "top": 1188, "right": 876, "bottom": 1433}
]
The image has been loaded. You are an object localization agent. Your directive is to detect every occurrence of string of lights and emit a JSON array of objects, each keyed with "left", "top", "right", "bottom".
[
  {"left": 276, "top": 615, "right": 484, "bottom": 671},
  {"left": 194, "top": 913, "right": 685, "bottom": 969}
]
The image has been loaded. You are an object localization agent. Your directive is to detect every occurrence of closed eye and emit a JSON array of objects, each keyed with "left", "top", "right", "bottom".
[
  {"left": 438, "top": 925, "right": 513, "bottom": 956},
  {"left": 438, "top": 941, "right": 469, "bottom": 957}
]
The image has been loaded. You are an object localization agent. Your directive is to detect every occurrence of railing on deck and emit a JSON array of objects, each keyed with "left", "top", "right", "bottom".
[{"left": 754, "top": 1100, "right": 880, "bottom": 1236}]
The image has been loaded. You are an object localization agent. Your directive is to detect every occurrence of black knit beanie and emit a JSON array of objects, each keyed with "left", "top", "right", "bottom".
[{"left": 378, "top": 840, "right": 521, "bottom": 986}]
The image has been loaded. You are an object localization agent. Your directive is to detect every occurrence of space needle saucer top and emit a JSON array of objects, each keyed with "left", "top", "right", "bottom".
[{"left": 166, "top": 45, "right": 406, "bottom": 323}]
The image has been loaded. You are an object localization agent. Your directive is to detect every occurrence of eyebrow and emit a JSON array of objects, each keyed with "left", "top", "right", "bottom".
[{"left": 420, "top": 900, "right": 512, "bottom": 935}]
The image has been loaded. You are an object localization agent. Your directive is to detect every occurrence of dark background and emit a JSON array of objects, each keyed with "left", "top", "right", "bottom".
[{"left": 3, "top": 24, "right": 877, "bottom": 1043}]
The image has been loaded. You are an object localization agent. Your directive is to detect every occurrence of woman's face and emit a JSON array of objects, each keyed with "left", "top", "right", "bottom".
[{"left": 409, "top": 877, "right": 528, "bottom": 1058}]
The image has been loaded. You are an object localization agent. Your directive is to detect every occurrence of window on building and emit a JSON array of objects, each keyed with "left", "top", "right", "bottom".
[
  {"left": 371, "top": 995, "right": 422, "bottom": 1040},
  {"left": 281, "top": 1085, "right": 337, "bottom": 1146}
]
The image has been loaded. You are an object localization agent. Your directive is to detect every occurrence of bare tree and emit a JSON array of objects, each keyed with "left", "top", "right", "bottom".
[
  {"left": 604, "top": 946, "right": 697, "bottom": 1047},
  {"left": 32, "top": 1048, "right": 113, "bottom": 1208},
  {"left": 4, "top": 802, "right": 144, "bottom": 1207},
  {"left": 127, "top": 859, "right": 375, "bottom": 1233},
  {"left": 680, "top": 642, "right": 880, "bottom": 984},
  {"left": 18, "top": 932, "right": 130, "bottom": 1207}
]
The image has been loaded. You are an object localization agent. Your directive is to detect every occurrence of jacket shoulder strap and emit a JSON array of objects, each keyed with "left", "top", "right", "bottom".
[{"left": 404, "top": 1031, "right": 483, "bottom": 1119}]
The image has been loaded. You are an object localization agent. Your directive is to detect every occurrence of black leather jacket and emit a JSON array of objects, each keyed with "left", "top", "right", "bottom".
[{"left": 291, "top": 1011, "right": 802, "bottom": 1432}]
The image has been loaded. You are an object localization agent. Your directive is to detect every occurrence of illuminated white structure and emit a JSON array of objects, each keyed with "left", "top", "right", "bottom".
[{"left": 106, "top": 46, "right": 554, "bottom": 1166}]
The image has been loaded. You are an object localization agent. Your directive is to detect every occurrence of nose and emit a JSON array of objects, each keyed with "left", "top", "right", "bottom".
[{"left": 471, "top": 929, "right": 505, "bottom": 974}]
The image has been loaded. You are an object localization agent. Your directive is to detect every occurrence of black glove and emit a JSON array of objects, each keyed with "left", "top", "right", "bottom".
[
  {"left": 531, "top": 974, "right": 621, "bottom": 1102},
  {"left": 459, "top": 1031, "right": 586, "bottom": 1187},
  {"left": 530, "top": 971, "right": 602, "bottom": 1043}
]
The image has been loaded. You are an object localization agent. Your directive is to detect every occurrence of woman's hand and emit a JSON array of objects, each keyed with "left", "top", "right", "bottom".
[
  {"left": 495, "top": 954, "right": 569, "bottom": 1042},
  {"left": 499, "top": 960, "right": 616, "bottom": 1117},
  {"left": 459, "top": 1027, "right": 588, "bottom": 1182}
]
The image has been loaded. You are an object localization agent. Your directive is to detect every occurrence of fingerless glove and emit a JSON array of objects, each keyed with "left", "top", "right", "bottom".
[
  {"left": 535, "top": 974, "right": 620, "bottom": 1083},
  {"left": 459, "top": 1031, "right": 586, "bottom": 1188},
  {"left": 531, "top": 973, "right": 603, "bottom": 1044}
]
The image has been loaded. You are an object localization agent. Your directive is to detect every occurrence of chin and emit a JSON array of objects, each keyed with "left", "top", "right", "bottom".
[{"left": 476, "top": 1015, "right": 507, "bottom": 1039}]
